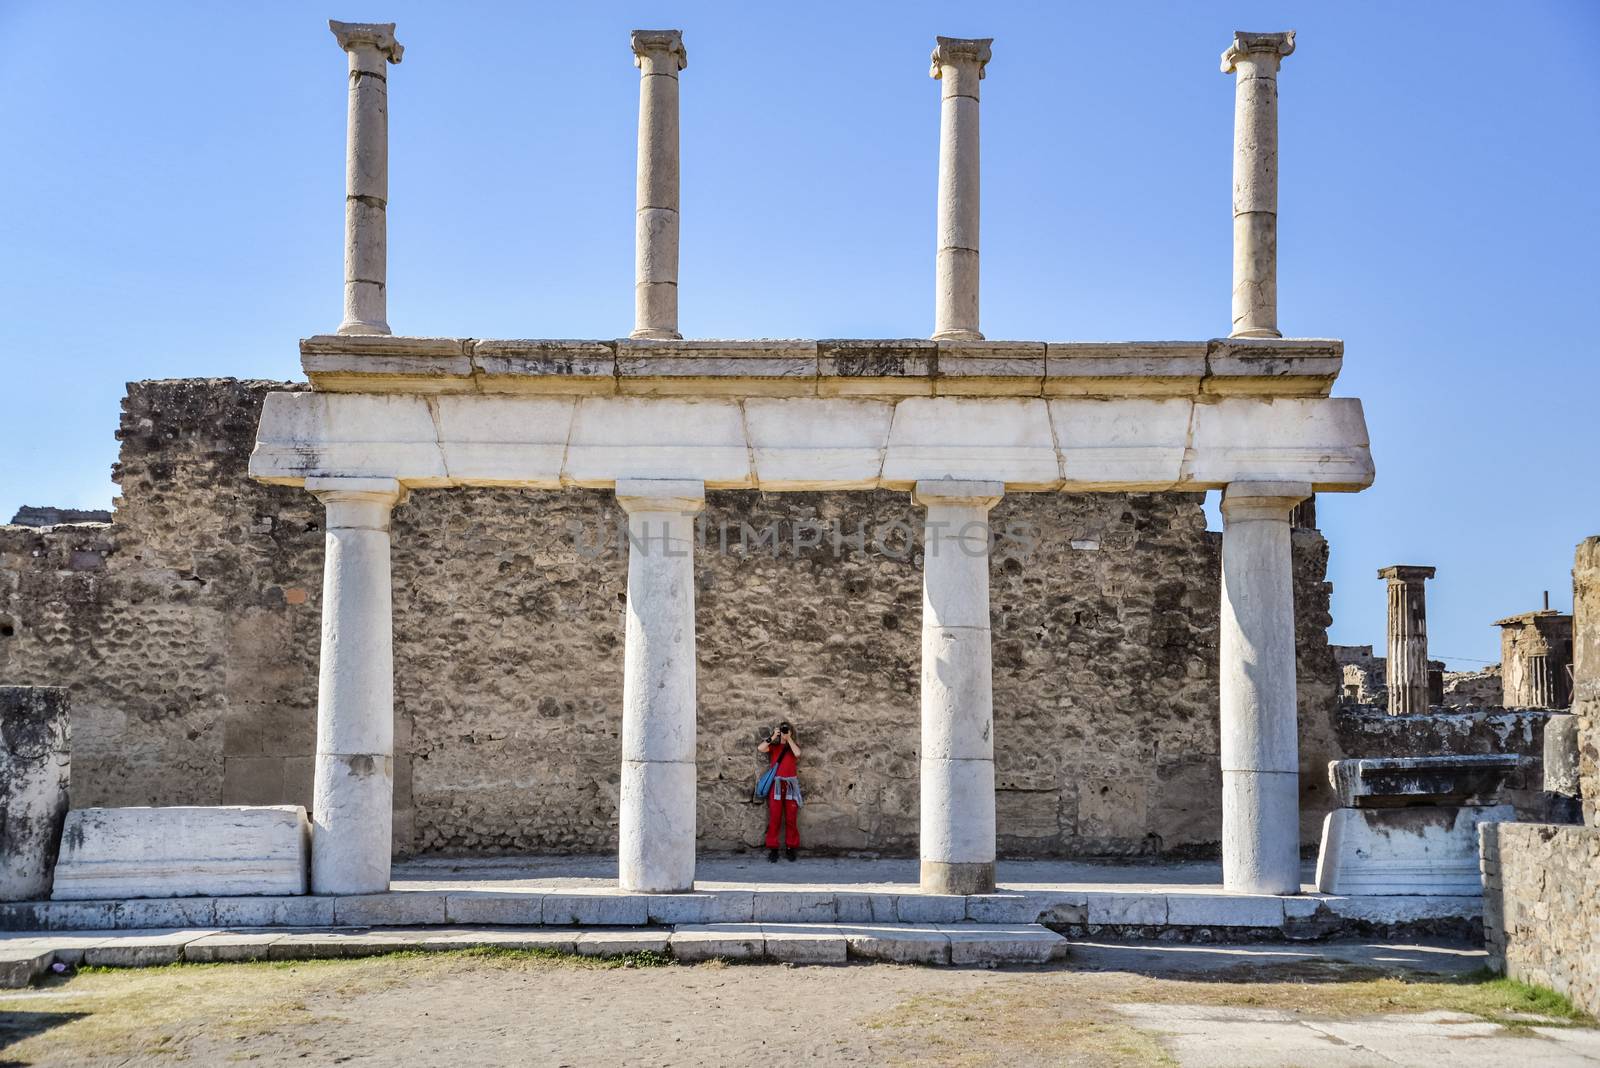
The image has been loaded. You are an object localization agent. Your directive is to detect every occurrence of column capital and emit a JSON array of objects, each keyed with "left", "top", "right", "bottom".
[
  {"left": 329, "top": 20, "right": 404, "bottom": 64},
  {"left": 631, "top": 29, "right": 687, "bottom": 71},
  {"left": 913, "top": 479, "right": 1004, "bottom": 511},
  {"left": 305, "top": 476, "right": 405, "bottom": 506},
  {"left": 1378, "top": 565, "right": 1436, "bottom": 584},
  {"left": 1220, "top": 480, "right": 1310, "bottom": 521},
  {"left": 616, "top": 478, "right": 705, "bottom": 514},
  {"left": 1221, "top": 30, "right": 1294, "bottom": 74},
  {"left": 930, "top": 36, "right": 992, "bottom": 80}
]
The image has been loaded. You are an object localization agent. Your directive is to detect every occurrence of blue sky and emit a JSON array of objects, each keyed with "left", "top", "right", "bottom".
[{"left": 1, "top": 3, "right": 1596, "bottom": 668}]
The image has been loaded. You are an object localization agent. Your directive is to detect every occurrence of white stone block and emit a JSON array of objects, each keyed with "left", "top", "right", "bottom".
[
  {"left": 1085, "top": 892, "right": 1167, "bottom": 925},
  {"left": 759, "top": 923, "right": 848, "bottom": 963},
  {"left": 52, "top": 807, "right": 310, "bottom": 900},
  {"left": 883, "top": 398, "right": 1058, "bottom": 488},
  {"left": 83, "top": 929, "right": 213, "bottom": 968},
  {"left": 1050, "top": 397, "right": 1191, "bottom": 489},
  {"left": 1185, "top": 397, "right": 1374, "bottom": 490},
  {"left": 574, "top": 929, "right": 671, "bottom": 957},
  {"left": 938, "top": 923, "right": 1064, "bottom": 964},
  {"left": 669, "top": 923, "right": 763, "bottom": 962},
  {"left": 744, "top": 398, "right": 892, "bottom": 489},
  {"left": 542, "top": 894, "right": 649, "bottom": 926},
  {"left": 894, "top": 894, "right": 968, "bottom": 923},
  {"left": 444, "top": 892, "right": 545, "bottom": 926},
  {"left": 1164, "top": 892, "right": 1286, "bottom": 928},
  {"left": 183, "top": 931, "right": 285, "bottom": 963},
  {"left": 332, "top": 892, "right": 447, "bottom": 926},
  {"left": 839, "top": 923, "right": 950, "bottom": 964},
  {"left": 565, "top": 397, "right": 751, "bottom": 486},
  {"left": 249, "top": 392, "right": 445, "bottom": 486},
  {"left": 433, "top": 396, "right": 574, "bottom": 486},
  {"left": 1315, "top": 805, "right": 1510, "bottom": 896},
  {"left": 751, "top": 891, "right": 835, "bottom": 923}
]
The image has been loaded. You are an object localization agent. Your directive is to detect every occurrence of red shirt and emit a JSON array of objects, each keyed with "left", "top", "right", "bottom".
[{"left": 768, "top": 743, "right": 797, "bottom": 777}]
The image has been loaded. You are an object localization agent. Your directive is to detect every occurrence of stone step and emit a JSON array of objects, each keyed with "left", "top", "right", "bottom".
[{"left": 0, "top": 921, "right": 1067, "bottom": 982}]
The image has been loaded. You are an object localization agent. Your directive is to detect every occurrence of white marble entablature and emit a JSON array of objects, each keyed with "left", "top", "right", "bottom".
[{"left": 249, "top": 390, "right": 1373, "bottom": 494}]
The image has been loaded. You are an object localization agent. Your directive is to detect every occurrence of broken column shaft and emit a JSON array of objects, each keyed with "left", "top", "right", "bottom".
[
  {"left": 929, "top": 37, "right": 991, "bottom": 342},
  {"left": 330, "top": 20, "right": 403, "bottom": 336},
  {"left": 1221, "top": 30, "right": 1294, "bottom": 339},
  {"left": 1380, "top": 566, "right": 1435, "bottom": 715},
  {"left": 631, "top": 30, "right": 687, "bottom": 340}
]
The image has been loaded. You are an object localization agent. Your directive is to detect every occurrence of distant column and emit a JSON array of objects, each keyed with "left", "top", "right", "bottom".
[
  {"left": 1221, "top": 30, "right": 1295, "bottom": 339},
  {"left": 914, "top": 479, "right": 1003, "bottom": 895},
  {"left": 929, "top": 37, "right": 992, "bottom": 342},
  {"left": 631, "top": 30, "right": 687, "bottom": 341},
  {"left": 306, "top": 476, "right": 405, "bottom": 895},
  {"left": 1379, "top": 566, "right": 1435, "bottom": 715},
  {"left": 330, "top": 21, "right": 404, "bottom": 336},
  {"left": 1219, "top": 481, "right": 1309, "bottom": 895},
  {"left": 616, "top": 479, "right": 704, "bottom": 892}
]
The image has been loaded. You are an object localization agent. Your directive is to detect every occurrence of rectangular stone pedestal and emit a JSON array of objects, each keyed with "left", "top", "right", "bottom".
[
  {"left": 1315, "top": 804, "right": 1510, "bottom": 896},
  {"left": 51, "top": 806, "right": 310, "bottom": 900}
]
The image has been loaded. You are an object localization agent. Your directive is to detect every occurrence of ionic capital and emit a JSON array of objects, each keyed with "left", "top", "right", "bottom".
[
  {"left": 1378, "top": 565, "right": 1436, "bottom": 585},
  {"left": 930, "top": 36, "right": 992, "bottom": 80},
  {"left": 632, "top": 29, "right": 687, "bottom": 72},
  {"left": 329, "top": 20, "right": 404, "bottom": 64},
  {"left": 1221, "top": 30, "right": 1295, "bottom": 74}
]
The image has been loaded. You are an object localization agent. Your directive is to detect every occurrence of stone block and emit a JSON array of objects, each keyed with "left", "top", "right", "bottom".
[
  {"left": 617, "top": 340, "right": 818, "bottom": 397},
  {"left": 116, "top": 897, "right": 217, "bottom": 929},
  {"left": 833, "top": 893, "right": 900, "bottom": 923},
  {"left": 938, "top": 923, "right": 1064, "bottom": 964},
  {"left": 574, "top": 930, "right": 671, "bottom": 957},
  {"left": 759, "top": 924, "right": 848, "bottom": 964},
  {"left": 1043, "top": 342, "right": 1206, "bottom": 397},
  {"left": 894, "top": 894, "right": 967, "bottom": 924},
  {"left": 0, "top": 900, "right": 117, "bottom": 931},
  {"left": 669, "top": 923, "right": 764, "bottom": 962},
  {"left": 267, "top": 931, "right": 377, "bottom": 960},
  {"left": 444, "top": 892, "right": 544, "bottom": 926},
  {"left": 964, "top": 893, "right": 1044, "bottom": 924},
  {"left": 752, "top": 891, "right": 835, "bottom": 923},
  {"left": 743, "top": 398, "right": 892, "bottom": 490},
  {"left": 51, "top": 806, "right": 310, "bottom": 899},
  {"left": 1543, "top": 714, "right": 1581, "bottom": 797},
  {"left": 1329, "top": 755, "right": 1522, "bottom": 808},
  {"left": 183, "top": 931, "right": 285, "bottom": 962},
  {"left": 1164, "top": 893, "right": 1285, "bottom": 928},
  {"left": 542, "top": 894, "right": 649, "bottom": 927},
  {"left": 332, "top": 892, "right": 448, "bottom": 927},
  {"left": 839, "top": 923, "right": 950, "bottom": 964},
  {"left": 817, "top": 340, "right": 936, "bottom": 397},
  {"left": 1085, "top": 892, "right": 1167, "bottom": 926},
  {"left": 83, "top": 930, "right": 211, "bottom": 967},
  {"left": 881, "top": 398, "right": 1059, "bottom": 489},
  {"left": 0, "top": 686, "right": 71, "bottom": 902},
  {"left": 643, "top": 892, "right": 753, "bottom": 925},
  {"left": 0, "top": 948, "right": 54, "bottom": 988},
  {"left": 934, "top": 341, "right": 1046, "bottom": 396},
  {"left": 214, "top": 896, "right": 335, "bottom": 928},
  {"left": 471, "top": 340, "right": 616, "bottom": 395},
  {"left": 1314, "top": 805, "right": 1510, "bottom": 895}
]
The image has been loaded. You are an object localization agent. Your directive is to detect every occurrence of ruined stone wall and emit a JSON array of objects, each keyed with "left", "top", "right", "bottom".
[
  {"left": 0, "top": 379, "right": 1343, "bottom": 858},
  {"left": 1482, "top": 821, "right": 1600, "bottom": 1014},
  {"left": 1573, "top": 536, "right": 1600, "bottom": 826}
]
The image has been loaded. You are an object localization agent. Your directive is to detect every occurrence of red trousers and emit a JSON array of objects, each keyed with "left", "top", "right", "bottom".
[{"left": 765, "top": 795, "right": 799, "bottom": 849}]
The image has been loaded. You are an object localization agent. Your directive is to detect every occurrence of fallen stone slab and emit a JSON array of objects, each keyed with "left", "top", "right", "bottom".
[
  {"left": 669, "top": 923, "right": 764, "bottom": 962},
  {"left": 52, "top": 806, "right": 309, "bottom": 899},
  {"left": 759, "top": 924, "right": 848, "bottom": 964}
]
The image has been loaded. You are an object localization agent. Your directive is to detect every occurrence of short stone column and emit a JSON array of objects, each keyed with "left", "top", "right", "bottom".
[
  {"left": 929, "top": 37, "right": 992, "bottom": 342},
  {"left": 307, "top": 476, "right": 406, "bottom": 895},
  {"left": 1221, "top": 30, "right": 1295, "bottom": 339},
  {"left": 330, "top": 21, "right": 403, "bottom": 336},
  {"left": 1379, "top": 565, "right": 1435, "bottom": 715},
  {"left": 631, "top": 30, "right": 687, "bottom": 341},
  {"left": 0, "top": 686, "right": 71, "bottom": 901},
  {"left": 914, "top": 479, "right": 1003, "bottom": 895},
  {"left": 1219, "top": 480, "right": 1309, "bottom": 894},
  {"left": 616, "top": 479, "right": 704, "bottom": 892}
]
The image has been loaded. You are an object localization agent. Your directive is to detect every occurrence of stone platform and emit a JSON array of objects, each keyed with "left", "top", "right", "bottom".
[{"left": 0, "top": 855, "right": 1482, "bottom": 941}]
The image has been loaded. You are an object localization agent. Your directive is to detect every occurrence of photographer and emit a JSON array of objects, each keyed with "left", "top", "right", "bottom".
[{"left": 757, "top": 721, "right": 803, "bottom": 862}]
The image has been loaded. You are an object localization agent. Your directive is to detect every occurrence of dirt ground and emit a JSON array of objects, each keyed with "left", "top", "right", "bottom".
[{"left": 0, "top": 943, "right": 1595, "bottom": 1067}]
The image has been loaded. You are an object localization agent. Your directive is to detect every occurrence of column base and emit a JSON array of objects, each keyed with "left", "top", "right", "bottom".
[
  {"left": 931, "top": 329, "right": 985, "bottom": 342},
  {"left": 629, "top": 328, "right": 682, "bottom": 341},
  {"left": 920, "top": 859, "right": 995, "bottom": 896},
  {"left": 1228, "top": 327, "right": 1282, "bottom": 340}
]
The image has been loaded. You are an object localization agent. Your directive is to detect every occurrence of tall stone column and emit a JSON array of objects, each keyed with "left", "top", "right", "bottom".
[
  {"left": 616, "top": 479, "right": 704, "bottom": 892},
  {"left": 1219, "top": 481, "right": 1309, "bottom": 895},
  {"left": 307, "top": 476, "right": 405, "bottom": 895},
  {"left": 914, "top": 480, "right": 1003, "bottom": 895},
  {"left": 330, "top": 21, "right": 403, "bottom": 336},
  {"left": 1379, "top": 565, "right": 1435, "bottom": 715},
  {"left": 929, "top": 37, "right": 992, "bottom": 342},
  {"left": 0, "top": 687, "right": 71, "bottom": 901},
  {"left": 1221, "top": 30, "right": 1295, "bottom": 339},
  {"left": 631, "top": 30, "right": 687, "bottom": 341}
]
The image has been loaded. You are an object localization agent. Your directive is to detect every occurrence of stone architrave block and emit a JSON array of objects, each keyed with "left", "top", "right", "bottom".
[
  {"left": 51, "top": 806, "right": 310, "bottom": 900},
  {"left": 0, "top": 687, "right": 71, "bottom": 901},
  {"left": 1314, "top": 804, "right": 1512, "bottom": 896}
]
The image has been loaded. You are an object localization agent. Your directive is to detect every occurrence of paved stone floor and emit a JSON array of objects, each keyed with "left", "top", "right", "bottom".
[{"left": 1, "top": 938, "right": 1595, "bottom": 1066}]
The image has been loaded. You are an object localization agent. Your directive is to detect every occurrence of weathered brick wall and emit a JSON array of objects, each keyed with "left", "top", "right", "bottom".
[
  {"left": 0, "top": 379, "right": 1344, "bottom": 858},
  {"left": 1481, "top": 822, "right": 1600, "bottom": 1014}
]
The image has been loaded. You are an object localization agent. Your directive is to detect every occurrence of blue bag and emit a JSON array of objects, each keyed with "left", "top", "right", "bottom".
[{"left": 754, "top": 762, "right": 778, "bottom": 802}]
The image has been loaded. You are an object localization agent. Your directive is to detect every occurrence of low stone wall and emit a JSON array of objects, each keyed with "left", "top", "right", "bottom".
[{"left": 1481, "top": 821, "right": 1600, "bottom": 1014}]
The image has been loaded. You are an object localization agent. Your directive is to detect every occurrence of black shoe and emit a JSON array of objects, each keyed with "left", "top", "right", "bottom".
[
  {"left": 786, "top": 848, "right": 798, "bottom": 862},
  {"left": 767, "top": 848, "right": 779, "bottom": 863}
]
